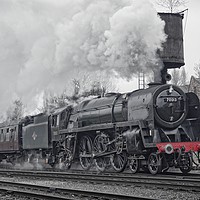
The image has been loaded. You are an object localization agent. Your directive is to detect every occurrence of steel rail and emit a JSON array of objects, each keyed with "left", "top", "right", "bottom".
[
  {"left": 0, "top": 169, "right": 199, "bottom": 194},
  {"left": 0, "top": 180, "right": 154, "bottom": 200},
  {"left": 1, "top": 169, "right": 200, "bottom": 192},
  {"left": 1, "top": 169, "right": 200, "bottom": 182}
]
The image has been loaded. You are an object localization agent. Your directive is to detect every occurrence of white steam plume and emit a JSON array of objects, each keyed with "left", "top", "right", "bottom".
[{"left": 0, "top": 0, "right": 165, "bottom": 115}]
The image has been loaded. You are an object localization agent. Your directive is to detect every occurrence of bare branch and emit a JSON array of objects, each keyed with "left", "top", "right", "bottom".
[
  {"left": 170, "top": 67, "right": 188, "bottom": 86},
  {"left": 156, "top": 0, "right": 188, "bottom": 12},
  {"left": 194, "top": 62, "right": 200, "bottom": 78}
]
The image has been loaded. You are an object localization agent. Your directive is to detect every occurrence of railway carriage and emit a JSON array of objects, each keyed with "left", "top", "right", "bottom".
[{"left": 0, "top": 121, "right": 23, "bottom": 163}]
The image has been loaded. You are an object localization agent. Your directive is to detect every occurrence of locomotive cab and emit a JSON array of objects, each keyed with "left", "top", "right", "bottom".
[{"left": 51, "top": 106, "right": 72, "bottom": 141}]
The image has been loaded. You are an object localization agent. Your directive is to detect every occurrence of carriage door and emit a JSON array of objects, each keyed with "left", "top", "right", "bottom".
[
  {"left": 13, "top": 127, "right": 18, "bottom": 150},
  {"left": 4, "top": 128, "right": 13, "bottom": 151},
  {"left": 9, "top": 128, "right": 15, "bottom": 151}
]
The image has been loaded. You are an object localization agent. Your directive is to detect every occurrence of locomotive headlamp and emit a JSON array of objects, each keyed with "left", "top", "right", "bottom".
[
  {"left": 164, "top": 144, "right": 174, "bottom": 154},
  {"left": 168, "top": 85, "right": 174, "bottom": 94}
]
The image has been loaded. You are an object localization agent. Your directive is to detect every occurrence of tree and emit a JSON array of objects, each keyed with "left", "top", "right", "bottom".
[
  {"left": 77, "top": 70, "right": 116, "bottom": 95},
  {"left": 170, "top": 67, "right": 188, "bottom": 86},
  {"left": 0, "top": 115, "right": 4, "bottom": 123},
  {"left": 6, "top": 99, "right": 24, "bottom": 122},
  {"left": 40, "top": 72, "right": 116, "bottom": 113},
  {"left": 40, "top": 91, "right": 71, "bottom": 114},
  {"left": 156, "top": 0, "right": 188, "bottom": 13},
  {"left": 82, "top": 81, "right": 106, "bottom": 97},
  {"left": 171, "top": 69, "right": 181, "bottom": 85},
  {"left": 194, "top": 62, "right": 200, "bottom": 78},
  {"left": 180, "top": 67, "right": 187, "bottom": 85},
  {"left": 72, "top": 79, "right": 80, "bottom": 96}
]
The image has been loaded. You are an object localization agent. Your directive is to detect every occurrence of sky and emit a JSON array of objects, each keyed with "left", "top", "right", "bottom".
[
  {"left": 184, "top": 0, "right": 200, "bottom": 76},
  {"left": 0, "top": 0, "right": 199, "bottom": 116}
]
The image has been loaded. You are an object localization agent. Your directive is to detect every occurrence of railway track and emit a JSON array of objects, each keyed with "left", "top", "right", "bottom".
[
  {"left": 0, "top": 169, "right": 200, "bottom": 192},
  {"left": 0, "top": 179, "right": 154, "bottom": 200}
]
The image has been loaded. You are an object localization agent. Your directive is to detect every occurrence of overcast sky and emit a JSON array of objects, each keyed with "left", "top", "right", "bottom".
[{"left": 184, "top": 0, "right": 200, "bottom": 76}]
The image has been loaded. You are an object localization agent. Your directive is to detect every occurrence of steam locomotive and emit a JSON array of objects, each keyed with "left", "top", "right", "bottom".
[
  {"left": 0, "top": 82, "right": 200, "bottom": 175},
  {"left": 0, "top": 12, "right": 199, "bottom": 175}
]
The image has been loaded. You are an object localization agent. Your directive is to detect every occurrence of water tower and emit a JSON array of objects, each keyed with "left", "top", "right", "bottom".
[{"left": 158, "top": 12, "right": 185, "bottom": 84}]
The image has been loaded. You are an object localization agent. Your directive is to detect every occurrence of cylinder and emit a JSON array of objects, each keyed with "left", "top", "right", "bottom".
[{"left": 158, "top": 13, "right": 184, "bottom": 68}]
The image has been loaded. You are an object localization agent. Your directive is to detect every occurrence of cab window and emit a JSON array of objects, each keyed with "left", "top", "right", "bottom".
[
  {"left": 52, "top": 115, "right": 57, "bottom": 127},
  {"left": 61, "top": 111, "right": 66, "bottom": 121},
  {"left": 60, "top": 111, "right": 66, "bottom": 129}
]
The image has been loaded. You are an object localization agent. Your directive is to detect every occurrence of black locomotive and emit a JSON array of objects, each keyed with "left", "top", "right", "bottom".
[{"left": 1, "top": 83, "right": 200, "bottom": 174}]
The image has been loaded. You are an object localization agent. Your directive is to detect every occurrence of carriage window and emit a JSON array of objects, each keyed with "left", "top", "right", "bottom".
[
  {"left": 14, "top": 127, "right": 18, "bottom": 141},
  {"left": 57, "top": 116, "right": 59, "bottom": 126},
  {"left": 10, "top": 128, "right": 14, "bottom": 141},
  {"left": 6, "top": 128, "right": 10, "bottom": 141},
  {"left": 0, "top": 129, "right": 4, "bottom": 142}
]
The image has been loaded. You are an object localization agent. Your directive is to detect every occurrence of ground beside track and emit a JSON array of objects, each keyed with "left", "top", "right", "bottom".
[
  {"left": 0, "top": 160, "right": 200, "bottom": 199},
  {"left": 0, "top": 173, "right": 199, "bottom": 200}
]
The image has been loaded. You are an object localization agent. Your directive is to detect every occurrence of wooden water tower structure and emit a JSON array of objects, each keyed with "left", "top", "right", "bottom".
[
  {"left": 138, "top": 12, "right": 185, "bottom": 88},
  {"left": 158, "top": 12, "right": 185, "bottom": 84}
]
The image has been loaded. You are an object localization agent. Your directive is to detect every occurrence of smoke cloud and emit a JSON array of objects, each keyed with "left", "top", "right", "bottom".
[{"left": 0, "top": 0, "right": 165, "bottom": 115}]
